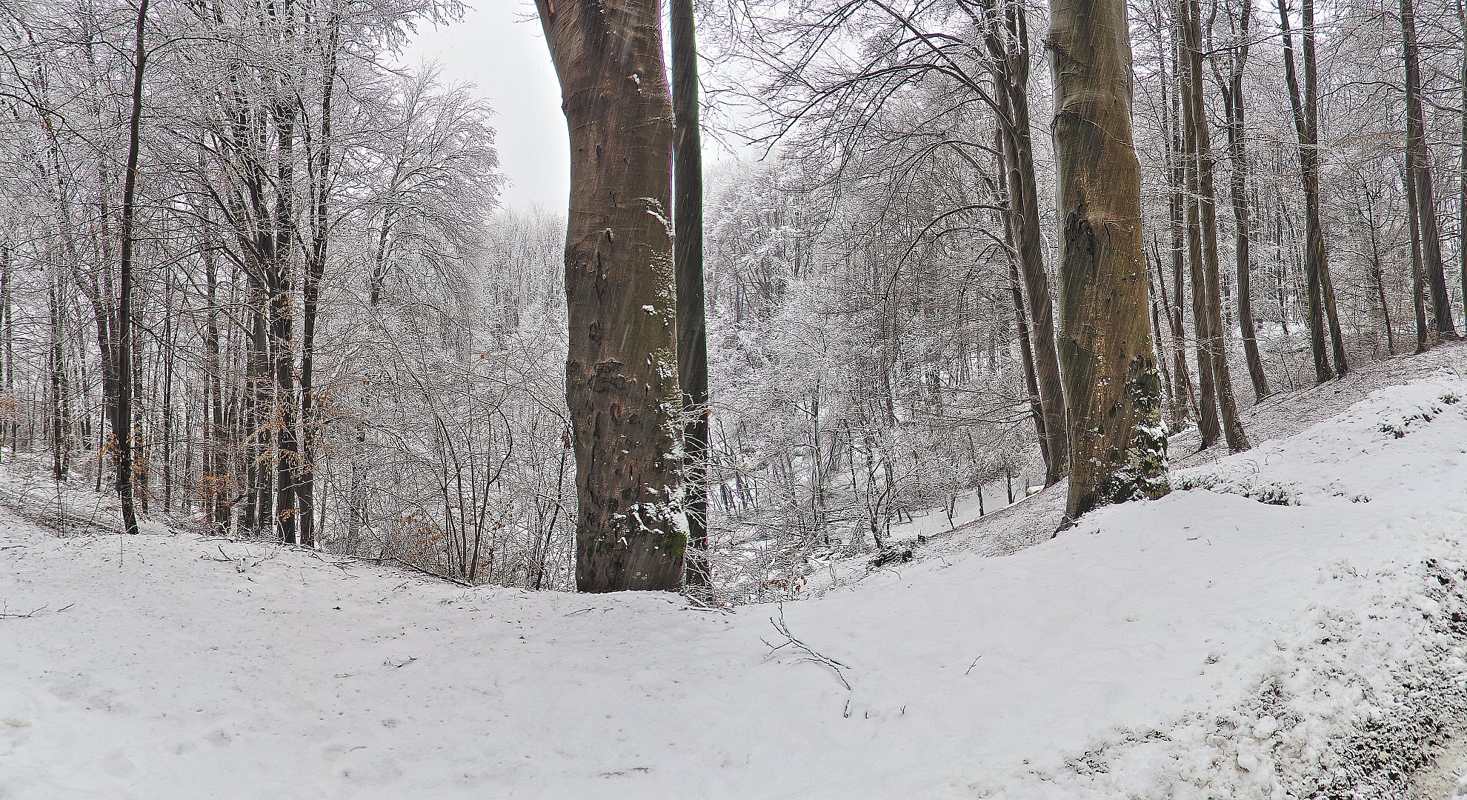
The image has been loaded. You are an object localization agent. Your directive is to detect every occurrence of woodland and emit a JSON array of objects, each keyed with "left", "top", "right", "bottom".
[{"left": 0, "top": 0, "right": 1463, "bottom": 599}]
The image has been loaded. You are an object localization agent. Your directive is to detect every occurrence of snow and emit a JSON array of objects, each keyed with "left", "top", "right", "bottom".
[{"left": 4, "top": 370, "right": 1467, "bottom": 797}]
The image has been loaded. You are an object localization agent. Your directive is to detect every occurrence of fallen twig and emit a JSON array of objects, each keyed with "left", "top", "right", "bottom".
[{"left": 762, "top": 604, "right": 852, "bottom": 691}]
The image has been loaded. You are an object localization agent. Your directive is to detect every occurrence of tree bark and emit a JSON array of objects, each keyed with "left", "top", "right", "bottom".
[
  {"left": 1216, "top": 0, "right": 1270, "bottom": 401},
  {"left": 536, "top": 0, "right": 688, "bottom": 591},
  {"left": 1406, "top": 161, "right": 1430, "bottom": 352},
  {"left": 297, "top": 7, "right": 341, "bottom": 551},
  {"left": 1049, "top": 0, "right": 1170, "bottom": 521},
  {"left": 1179, "top": 0, "right": 1249, "bottom": 452},
  {"left": 1459, "top": 0, "right": 1467, "bottom": 321},
  {"left": 110, "top": 0, "right": 147, "bottom": 536},
  {"left": 1277, "top": 0, "right": 1344, "bottom": 381},
  {"left": 671, "top": 0, "right": 711, "bottom": 590},
  {"left": 986, "top": 2, "right": 1069, "bottom": 486},
  {"left": 1401, "top": 0, "right": 1457, "bottom": 339},
  {"left": 996, "top": 128, "right": 1049, "bottom": 469}
]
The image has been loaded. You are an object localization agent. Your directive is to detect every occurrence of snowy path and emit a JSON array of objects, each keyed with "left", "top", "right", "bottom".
[{"left": 4, "top": 373, "right": 1467, "bottom": 798}]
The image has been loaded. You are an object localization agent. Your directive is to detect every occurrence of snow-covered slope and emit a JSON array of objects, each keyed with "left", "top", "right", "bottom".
[{"left": 3, "top": 372, "right": 1467, "bottom": 799}]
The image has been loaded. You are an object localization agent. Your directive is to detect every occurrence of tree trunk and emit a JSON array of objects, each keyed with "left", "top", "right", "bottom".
[
  {"left": 1180, "top": 0, "right": 1249, "bottom": 452},
  {"left": 1406, "top": 162, "right": 1430, "bottom": 353},
  {"left": 1277, "top": 0, "right": 1341, "bottom": 382},
  {"left": 1049, "top": 0, "right": 1170, "bottom": 521},
  {"left": 536, "top": 0, "right": 688, "bottom": 591},
  {"left": 1459, "top": 0, "right": 1467, "bottom": 320},
  {"left": 996, "top": 130, "right": 1049, "bottom": 468},
  {"left": 297, "top": 9, "right": 341, "bottom": 551},
  {"left": 110, "top": 0, "right": 147, "bottom": 536},
  {"left": 1216, "top": 0, "right": 1270, "bottom": 401},
  {"left": 1401, "top": 0, "right": 1457, "bottom": 340},
  {"left": 987, "top": 5, "right": 1069, "bottom": 486},
  {"left": 1160, "top": 14, "right": 1194, "bottom": 427},
  {"left": 671, "top": 0, "right": 711, "bottom": 590}
]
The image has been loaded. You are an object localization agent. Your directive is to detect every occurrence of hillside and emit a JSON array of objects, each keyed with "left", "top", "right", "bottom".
[{"left": 4, "top": 361, "right": 1467, "bottom": 798}]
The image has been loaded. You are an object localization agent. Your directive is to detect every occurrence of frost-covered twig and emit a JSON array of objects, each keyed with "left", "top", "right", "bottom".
[
  {"left": 0, "top": 600, "right": 74, "bottom": 619},
  {"left": 763, "top": 604, "right": 852, "bottom": 691}
]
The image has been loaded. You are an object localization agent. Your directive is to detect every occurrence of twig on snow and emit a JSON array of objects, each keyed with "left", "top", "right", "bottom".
[{"left": 762, "top": 604, "right": 852, "bottom": 691}]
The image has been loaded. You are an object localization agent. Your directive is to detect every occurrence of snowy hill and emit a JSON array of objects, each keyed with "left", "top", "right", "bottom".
[{"left": 5, "top": 370, "right": 1467, "bottom": 798}]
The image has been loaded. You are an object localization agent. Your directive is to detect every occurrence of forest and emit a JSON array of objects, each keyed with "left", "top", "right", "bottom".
[
  {"left": 0, "top": 0, "right": 1463, "bottom": 602},
  {"left": 11, "top": 0, "right": 1467, "bottom": 795}
]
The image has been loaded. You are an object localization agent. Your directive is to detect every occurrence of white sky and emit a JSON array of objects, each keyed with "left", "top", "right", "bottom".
[{"left": 404, "top": 1, "right": 569, "bottom": 211}]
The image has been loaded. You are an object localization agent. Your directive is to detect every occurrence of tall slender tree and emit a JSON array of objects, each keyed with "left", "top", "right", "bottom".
[
  {"left": 1400, "top": 0, "right": 1456, "bottom": 340},
  {"left": 981, "top": 0, "right": 1069, "bottom": 486},
  {"left": 671, "top": 0, "right": 711, "bottom": 590},
  {"left": 1215, "top": 0, "right": 1270, "bottom": 401},
  {"left": 1277, "top": 0, "right": 1347, "bottom": 380},
  {"left": 112, "top": 0, "right": 148, "bottom": 537},
  {"left": 1179, "top": 0, "right": 1249, "bottom": 451}
]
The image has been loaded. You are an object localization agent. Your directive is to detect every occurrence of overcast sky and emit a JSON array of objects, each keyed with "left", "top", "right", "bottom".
[{"left": 405, "top": 1, "right": 569, "bottom": 211}]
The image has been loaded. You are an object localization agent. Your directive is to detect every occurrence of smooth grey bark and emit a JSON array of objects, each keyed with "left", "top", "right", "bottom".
[{"left": 536, "top": 0, "right": 687, "bottom": 591}]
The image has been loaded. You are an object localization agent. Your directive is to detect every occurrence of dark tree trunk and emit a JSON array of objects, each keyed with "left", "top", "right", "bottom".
[
  {"left": 985, "top": 3, "right": 1069, "bottom": 486},
  {"left": 297, "top": 9, "right": 341, "bottom": 551},
  {"left": 671, "top": 0, "right": 711, "bottom": 590},
  {"left": 1406, "top": 162, "right": 1430, "bottom": 353},
  {"left": 1216, "top": 0, "right": 1270, "bottom": 401},
  {"left": 1277, "top": 0, "right": 1342, "bottom": 382},
  {"left": 110, "top": 0, "right": 147, "bottom": 536},
  {"left": 1401, "top": 0, "right": 1457, "bottom": 340},
  {"left": 996, "top": 131, "right": 1049, "bottom": 468},
  {"left": 1179, "top": 0, "right": 1249, "bottom": 452}
]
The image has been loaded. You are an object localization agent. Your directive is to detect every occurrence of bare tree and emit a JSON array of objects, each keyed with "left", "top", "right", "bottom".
[
  {"left": 535, "top": 0, "right": 688, "bottom": 591},
  {"left": 1049, "top": 0, "right": 1170, "bottom": 520}
]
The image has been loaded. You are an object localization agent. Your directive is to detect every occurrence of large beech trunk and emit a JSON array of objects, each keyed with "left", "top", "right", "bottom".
[
  {"left": 536, "top": 0, "right": 687, "bottom": 592},
  {"left": 1049, "top": 0, "right": 1169, "bottom": 521}
]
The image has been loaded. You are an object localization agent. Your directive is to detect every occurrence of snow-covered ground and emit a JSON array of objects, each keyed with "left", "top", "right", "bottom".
[{"left": 4, "top": 368, "right": 1467, "bottom": 798}]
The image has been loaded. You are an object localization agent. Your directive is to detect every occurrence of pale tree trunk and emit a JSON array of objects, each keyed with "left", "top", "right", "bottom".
[
  {"left": 1156, "top": 14, "right": 1194, "bottom": 427},
  {"left": 1401, "top": 0, "right": 1457, "bottom": 339},
  {"left": 671, "top": 0, "right": 711, "bottom": 590},
  {"left": 536, "top": 0, "right": 687, "bottom": 591},
  {"left": 1049, "top": 0, "right": 1170, "bottom": 521},
  {"left": 1180, "top": 0, "right": 1249, "bottom": 452}
]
